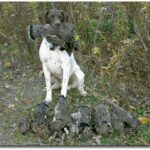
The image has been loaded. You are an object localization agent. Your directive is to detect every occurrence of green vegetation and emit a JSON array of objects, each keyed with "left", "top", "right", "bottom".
[{"left": 0, "top": 2, "right": 149, "bottom": 146}]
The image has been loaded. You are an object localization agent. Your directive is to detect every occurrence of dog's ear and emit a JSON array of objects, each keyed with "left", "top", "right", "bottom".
[
  {"left": 60, "top": 10, "right": 69, "bottom": 22},
  {"left": 38, "top": 10, "right": 51, "bottom": 24},
  {"left": 45, "top": 10, "right": 53, "bottom": 24}
]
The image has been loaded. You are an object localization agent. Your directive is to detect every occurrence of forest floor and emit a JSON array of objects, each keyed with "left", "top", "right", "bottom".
[{"left": 0, "top": 54, "right": 150, "bottom": 146}]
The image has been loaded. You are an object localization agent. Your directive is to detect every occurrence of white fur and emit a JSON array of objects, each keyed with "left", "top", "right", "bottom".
[{"left": 39, "top": 38, "right": 87, "bottom": 103}]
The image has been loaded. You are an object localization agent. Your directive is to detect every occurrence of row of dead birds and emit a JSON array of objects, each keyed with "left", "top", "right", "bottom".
[{"left": 19, "top": 97, "right": 139, "bottom": 142}]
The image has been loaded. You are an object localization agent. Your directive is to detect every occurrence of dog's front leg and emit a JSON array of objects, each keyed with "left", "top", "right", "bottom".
[
  {"left": 42, "top": 63, "right": 52, "bottom": 104},
  {"left": 61, "top": 61, "right": 70, "bottom": 97}
]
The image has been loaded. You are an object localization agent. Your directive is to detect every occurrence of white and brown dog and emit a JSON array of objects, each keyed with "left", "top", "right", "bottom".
[{"left": 39, "top": 9, "right": 87, "bottom": 106}]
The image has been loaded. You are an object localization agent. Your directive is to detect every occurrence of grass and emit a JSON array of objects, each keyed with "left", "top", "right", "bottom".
[{"left": 0, "top": 58, "right": 149, "bottom": 146}]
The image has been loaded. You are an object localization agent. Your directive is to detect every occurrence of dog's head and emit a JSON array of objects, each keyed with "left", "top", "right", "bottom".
[{"left": 39, "top": 9, "right": 68, "bottom": 27}]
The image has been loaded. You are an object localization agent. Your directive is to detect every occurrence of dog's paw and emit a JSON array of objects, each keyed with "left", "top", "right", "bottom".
[
  {"left": 56, "top": 95, "right": 66, "bottom": 110},
  {"left": 45, "top": 97, "right": 52, "bottom": 103},
  {"left": 81, "top": 91, "right": 87, "bottom": 97}
]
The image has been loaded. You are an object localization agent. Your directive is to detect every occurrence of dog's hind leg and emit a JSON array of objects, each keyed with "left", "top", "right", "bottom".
[
  {"left": 51, "top": 75, "right": 61, "bottom": 90},
  {"left": 74, "top": 70, "right": 87, "bottom": 96},
  {"left": 67, "top": 74, "right": 78, "bottom": 90}
]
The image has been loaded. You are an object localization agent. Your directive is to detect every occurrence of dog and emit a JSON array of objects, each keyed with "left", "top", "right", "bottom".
[{"left": 39, "top": 9, "right": 87, "bottom": 106}]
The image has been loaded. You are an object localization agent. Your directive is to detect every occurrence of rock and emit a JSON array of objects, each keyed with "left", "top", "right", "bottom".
[{"left": 18, "top": 118, "right": 30, "bottom": 135}]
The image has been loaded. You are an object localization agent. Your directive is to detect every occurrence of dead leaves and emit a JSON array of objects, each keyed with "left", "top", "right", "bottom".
[
  {"left": 21, "top": 98, "right": 32, "bottom": 105},
  {"left": 92, "top": 47, "right": 101, "bottom": 57},
  {"left": 138, "top": 116, "right": 150, "bottom": 125},
  {"left": 4, "top": 61, "right": 13, "bottom": 69},
  {"left": 8, "top": 104, "right": 16, "bottom": 110}
]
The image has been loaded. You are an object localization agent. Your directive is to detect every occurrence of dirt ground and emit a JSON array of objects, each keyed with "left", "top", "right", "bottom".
[{"left": 0, "top": 58, "right": 150, "bottom": 146}]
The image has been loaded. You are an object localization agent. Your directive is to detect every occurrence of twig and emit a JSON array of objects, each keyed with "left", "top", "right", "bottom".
[
  {"left": 93, "top": 8, "right": 102, "bottom": 46},
  {"left": 134, "top": 24, "right": 148, "bottom": 51},
  {"left": 144, "top": 25, "right": 150, "bottom": 41},
  {"left": 51, "top": 3, "right": 56, "bottom": 9}
]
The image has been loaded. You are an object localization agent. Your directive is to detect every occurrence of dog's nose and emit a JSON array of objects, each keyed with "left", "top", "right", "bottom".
[{"left": 54, "top": 19, "right": 61, "bottom": 26}]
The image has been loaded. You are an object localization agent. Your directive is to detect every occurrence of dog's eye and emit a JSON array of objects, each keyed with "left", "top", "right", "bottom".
[
  {"left": 59, "top": 15, "right": 63, "bottom": 20},
  {"left": 51, "top": 14, "right": 54, "bottom": 18}
]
